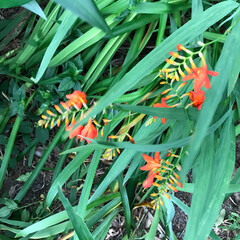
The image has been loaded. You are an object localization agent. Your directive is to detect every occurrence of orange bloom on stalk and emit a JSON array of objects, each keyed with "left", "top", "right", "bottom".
[
  {"left": 80, "top": 118, "right": 98, "bottom": 143},
  {"left": 153, "top": 98, "right": 169, "bottom": 124},
  {"left": 140, "top": 152, "right": 161, "bottom": 188},
  {"left": 66, "top": 120, "right": 84, "bottom": 139},
  {"left": 66, "top": 90, "right": 87, "bottom": 109},
  {"left": 189, "top": 90, "right": 205, "bottom": 110},
  {"left": 182, "top": 52, "right": 218, "bottom": 91},
  {"left": 142, "top": 171, "right": 156, "bottom": 189},
  {"left": 66, "top": 118, "right": 98, "bottom": 143}
]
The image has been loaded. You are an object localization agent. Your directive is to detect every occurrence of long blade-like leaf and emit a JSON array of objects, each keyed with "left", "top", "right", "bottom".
[
  {"left": 57, "top": 185, "right": 93, "bottom": 240},
  {"left": 184, "top": 112, "right": 235, "bottom": 240},
  {"left": 182, "top": 9, "right": 240, "bottom": 175},
  {"left": 53, "top": 0, "right": 111, "bottom": 34}
]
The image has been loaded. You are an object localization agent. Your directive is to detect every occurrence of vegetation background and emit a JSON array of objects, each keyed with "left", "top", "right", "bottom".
[{"left": 0, "top": 0, "right": 240, "bottom": 239}]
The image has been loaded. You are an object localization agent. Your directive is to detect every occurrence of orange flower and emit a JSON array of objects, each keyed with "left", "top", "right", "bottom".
[
  {"left": 153, "top": 98, "right": 169, "bottom": 124},
  {"left": 140, "top": 152, "right": 161, "bottom": 171},
  {"left": 140, "top": 152, "right": 161, "bottom": 188},
  {"left": 183, "top": 53, "right": 218, "bottom": 91},
  {"left": 189, "top": 90, "right": 205, "bottom": 110},
  {"left": 65, "top": 90, "right": 87, "bottom": 109},
  {"left": 66, "top": 120, "right": 84, "bottom": 139},
  {"left": 177, "top": 44, "right": 192, "bottom": 54},
  {"left": 80, "top": 118, "right": 98, "bottom": 143},
  {"left": 143, "top": 171, "right": 156, "bottom": 188}
]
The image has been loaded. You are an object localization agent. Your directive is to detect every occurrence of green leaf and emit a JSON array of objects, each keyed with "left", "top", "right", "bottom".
[
  {"left": 0, "top": 115, "right": 22, "bottom": 189},
  {"left": 226, "top": 184, "right": 240, "bottom": 193},
  {"left": 0, "top": 233, "right": 15, "bottom": 240},
  {"left": 57, "top": 185, "right": 94, "bottom": 240},
  {"left": 22, "top": 0, "right": 47, "bottom": 20},
  {"left": 170, "top": 195, "right": 222, "bottom": 240},
  {"left": 105, "top": 14, "right": 159, "bottom": 38},
  {"left": 184, "top": 113, "right": 235, "bottom": 240},
  {"left": 0, "top": 0, "right": 32, "bottom": 8},
  {"left": 132, "top": 2, "right": 191, "bottom": 14},
  {"left": 36, "top": 127, "right": 49, "bottom": 144},
  {"left": 0, "top": 207, "right": 11, "bottom": 218},
  {"left": 114, "top": 104, "right": 199, "bottom": 121},
  {"left": 92, "top": 209, "right": 119, "bottom": 240},
  {"left": 46, "top": 148, "right": 93, "bottom": 206},
  {"left": 16, "top": 172, "right": 32, "bottom": 182},
  {"left": 49, "top": 14, "right": 119, "bottom": 67},
  {"left": 53, "top": 0, "right": 111, "bottom": 34},
  {"left": 0, "top": 224, "right": 19, "bottom": 235},
  {"left": 227, "top": 47, "right": 240, "bottom": 95},
  {"left": 3, "top": 199, "right": 18, "bottom": 210},
  {"left": 118, "top": 174, "right": 131, "bottom": 237},
  {"left": 182, "top": 8, "right": 240, "bottom": 176},
  {"left": 21, "top": 209, "right": 30, "bottom": 222},
  {"left": 86, "top": 197, "right": 121, "bottom": 227},
  {"left": 58, "top": 77, "right": 75, "bottom": 91},
  {"left": 19, "top": 121, "right": 33, "bottom": 134},
  {"left": 16, "top": 194, "right": 119, "bottom": 237},
  {"left": 77, "top": 149, "right": 103, "bottom": 218},
  {"left": 0, "top": 135, "right": 7, "bottom": 145},
  {"left": 34, "top": 10, "right": 77, "bottom": 83},
  {"left": 145, "top": 207, "right": 161, "bottom": 240}
]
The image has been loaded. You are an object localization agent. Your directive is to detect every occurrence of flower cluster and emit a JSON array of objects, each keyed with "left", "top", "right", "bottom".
[
  {"left": 38, "top": 90, "right": 98, "bottom": 143},
  {"left": 140, "top": 151, "right": 183, "bottom": 207},
  {"left": 153, "top": 43, "right": 218, "bottom": 124}
]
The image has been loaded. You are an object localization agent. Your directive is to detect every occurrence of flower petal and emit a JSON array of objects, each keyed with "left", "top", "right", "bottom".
[{"left": 142, "top": 154, "right": 155, "bottom": 164}]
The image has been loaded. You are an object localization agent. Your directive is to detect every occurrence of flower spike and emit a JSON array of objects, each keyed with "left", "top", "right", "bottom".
[{"left": 183, "top": 52, "right": 218, "bottom": 91}]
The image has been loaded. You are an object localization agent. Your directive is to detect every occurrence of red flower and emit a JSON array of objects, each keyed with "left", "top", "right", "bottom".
[
  {"left": 183, "top": 53, "right": 218, "bottom": 91},
  {"left": 140, "top": 152, "right": 161, "bottom": 188},
  {"left": 66, "top": 120, "right": 84, "bottom": 139},
  {"left": 189, "top": 90, "right": 205, "bottom": 110},
  {"left": 66, "top": 90, "right": 87, "bottom": 109},
  {"left": 153, "top": 98, "right": 169, "bottom": 124},
  {"left": 80, "top": 118, "right": 98, "bottom": 143}
]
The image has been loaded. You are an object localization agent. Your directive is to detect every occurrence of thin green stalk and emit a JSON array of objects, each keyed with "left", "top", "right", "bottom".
[
  {"left": 16, "top": 138, "right": 39, "bottom": 162},
  {"left": 156, "top": 10, "right": 168, "bottom": 46},
  {"left": 0, "top": 112, "right": 22, "bottom": 189},
  {"left": 0, "top": 106, "right": 10, "bottom": 134},
  {"left": 77, "top": 149, "right": 102, "bottom": 218},
  {"left": 0, "top": 91, "right": 36, "bottom": 190},
  {"left": 51, "top": 139, "right": 74, "bottom": 183}
]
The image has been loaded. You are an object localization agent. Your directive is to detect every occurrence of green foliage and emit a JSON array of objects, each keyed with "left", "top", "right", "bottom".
[
  {"left": 0, "top": 0, "right": 32, "bottom": 8},
  {"left": 0, "top": 0, "right": 240, "bottom": 239}
]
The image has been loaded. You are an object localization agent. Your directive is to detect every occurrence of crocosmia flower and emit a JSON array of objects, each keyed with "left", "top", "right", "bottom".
[
  {"left": 66, "top": 90, "right": 87, "bottom": 109},
  {"left": 66, "top": 120, "right": 84, "bottom": 139},
  {"left": 153, "top": 98, "right": 169, "bottom": 124},
  {"left": 140, "top": 152, "right": 161, "bottom": 188},
  {"left": 80, "top": 118, "right": 98, "bottom": 143},
  {"left": 183, "top": 52, "right": 218, "bottom": 91},
  {"left": 189, "top": 90, "right": 205, "bottom": 110},
  {"left": 143, "top": 171, "right": 156, "bottom": 188}
]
